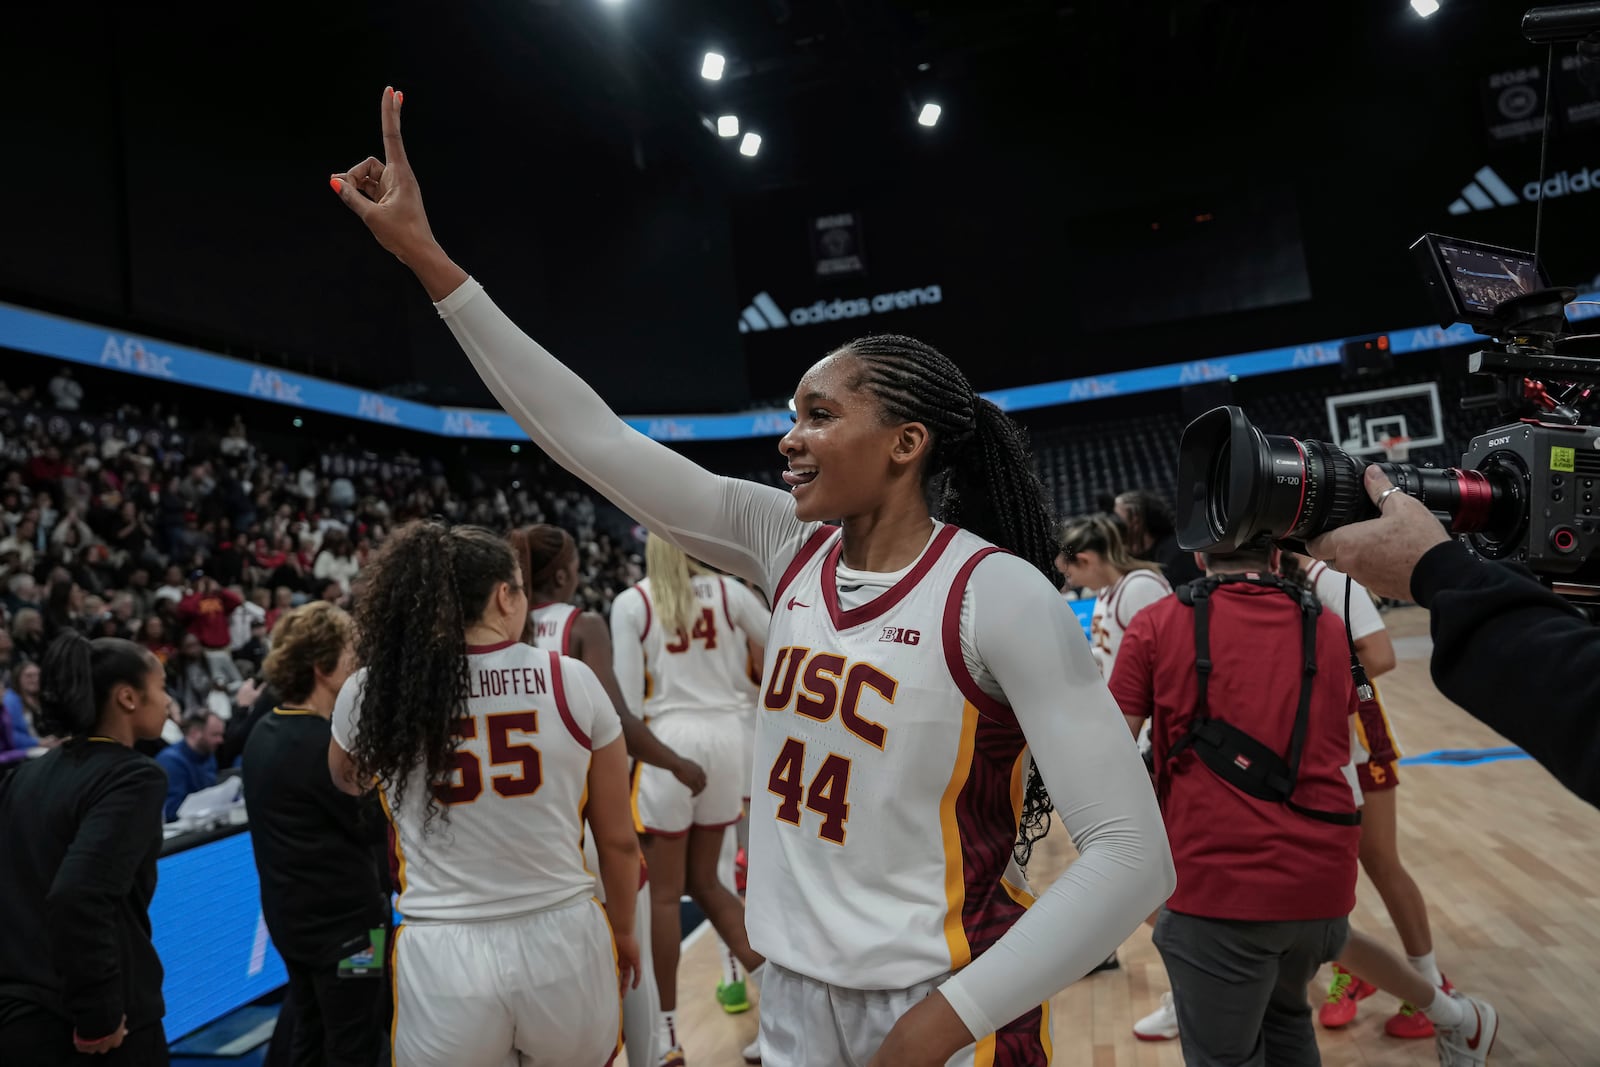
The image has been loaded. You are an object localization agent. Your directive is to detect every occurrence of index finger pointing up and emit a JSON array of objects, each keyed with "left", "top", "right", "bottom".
[{"left": 380, "top": 85, "right": 410, "bottom": 172}]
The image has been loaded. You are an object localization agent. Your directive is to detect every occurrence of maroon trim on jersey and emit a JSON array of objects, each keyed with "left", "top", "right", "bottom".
[
  {"left": 717, "top": 575, "right": 733, "bottom": 633},
  {"left": 692, "top": 815, "right": 744, "bottom": 831},
  {"left": 465, "top": 638, "right": 518, "bottom": 654},
  {"left": 941, "top": 546, "right": 1016, "bottom": 728},
  {"left": 991, "top": 1004, "right": 1052, "bottom": 1067},
  {"left": 635, "top": 583, "right": 653, "bottom": 643},
  {"left": 560, "top": 608, "right": 579, "bottom": 658},
  {"left": 1108, "top": 569, "right": 1171, "bottom": 630},
  {"left": 550, "top": 651, "right": 591, "bottom": 749},
  {"left": 772, "top": 525, "right": 837, "bottom": 607},
  {"left": 950, "top": 707, "right": 1031, "bottom": 980},
  {"left": 824, "top": 523, "right": 959, "bottom": 631}
]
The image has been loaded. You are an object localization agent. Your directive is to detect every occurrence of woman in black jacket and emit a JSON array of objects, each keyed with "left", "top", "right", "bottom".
[{"left": 0, "top": 630, "right": 173, "bottom": 1064}]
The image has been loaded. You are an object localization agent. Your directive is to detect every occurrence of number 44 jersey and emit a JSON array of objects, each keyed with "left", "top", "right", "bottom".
[
  {"left": 331, "top": 646, "right": 621, "bottom": 922},
  {"left": 748, "top": 524, "right": 1033, "bottom": 990}
]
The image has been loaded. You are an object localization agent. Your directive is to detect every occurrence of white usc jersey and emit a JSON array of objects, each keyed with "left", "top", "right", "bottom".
[
  {"left": 747, "top": 525, "right": 1032, "bottom": 990},
  {"left": 1303, "top": 561, "right": 1385, "bottom": 640},
  {"left": 331, "top": 641, "right": 621, "bottom": 921},
  {"left": 530, "top": 601, "right": 581, "bottom": 656},
  {"left": 1088, "top": 568, "right": 1171, "bottom": 678},
  {"left": 611, "top": 575, "right": 769, "bottom": 717}
]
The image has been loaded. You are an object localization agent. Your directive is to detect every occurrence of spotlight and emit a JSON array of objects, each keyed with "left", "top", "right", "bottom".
[
  {"left": 511, "top": 444, "right": 521, "bottom": 453},
  {"left": 739, "top": 132, "right": 761, "bottom": 157},
  {"left": 292, "top": 417, "right": 303, "bottom": 428},
  {"left": 1410, "top": 0, "right": 1439, "bottom": 15},
  {"left": 701, "top": 52, "right": 726, "bottom": 81},
  {"left": 717, "top": 114, "right": 739, "bottom": 137},
  {"left": 917, "top": 102, "right": 942, "bottom": 127}
]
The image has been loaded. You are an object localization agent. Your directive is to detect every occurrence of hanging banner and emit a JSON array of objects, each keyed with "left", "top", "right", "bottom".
[{"left": 811, "top": 211, "right": 867, "bottom": 277}]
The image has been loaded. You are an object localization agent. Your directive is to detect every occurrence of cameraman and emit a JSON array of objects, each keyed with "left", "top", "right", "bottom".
[
  {"left": 1108, "top": 538, "right": 1360, "bottom": 1064},
  {"left": 1308, "top": 465, "right": 1600, "bottom": 808}
]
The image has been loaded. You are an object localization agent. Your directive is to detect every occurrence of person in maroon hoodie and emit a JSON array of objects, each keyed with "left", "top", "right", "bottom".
[{"left": 174, "top": 574, "right": 242, "bottom": 694}]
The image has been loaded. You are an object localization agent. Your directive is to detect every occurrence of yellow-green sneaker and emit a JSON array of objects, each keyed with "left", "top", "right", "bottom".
[{"left": 716, "top": 979, "right": 751, "bottom": 1014}]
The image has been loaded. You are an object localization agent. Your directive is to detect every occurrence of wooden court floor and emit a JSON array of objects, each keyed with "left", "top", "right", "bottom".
[{"left": 633, "top": 607, "right": 1600, "bottom": 1065}]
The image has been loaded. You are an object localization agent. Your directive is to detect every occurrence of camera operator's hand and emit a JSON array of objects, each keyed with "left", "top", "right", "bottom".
[{"left": 1305, "top": 465, "right": 1448, "bottom": 601}]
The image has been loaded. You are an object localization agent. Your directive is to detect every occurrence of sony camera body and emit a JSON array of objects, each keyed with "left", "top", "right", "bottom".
[{"left": 1176, "top": 232, "right": 1600, "bottom": 595}]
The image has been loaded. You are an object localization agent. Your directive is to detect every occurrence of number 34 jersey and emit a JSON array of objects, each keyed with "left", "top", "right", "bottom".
[
  {"left": 331, "top": 642, "right": 622, "bottom": 922},
  {"left": 747, "top": 524, "right": 1033, "bottom": 990}
]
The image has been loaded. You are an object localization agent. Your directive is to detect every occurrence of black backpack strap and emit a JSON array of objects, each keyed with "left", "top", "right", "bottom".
[{"left": 1167, "top": 579, "right": 1214, "bottom": 763}]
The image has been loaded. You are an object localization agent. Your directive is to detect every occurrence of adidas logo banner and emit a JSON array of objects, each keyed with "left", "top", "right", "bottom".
[
  {"left": 737, "top": 284, "right": 943, "bottom": 334},
  {"left": 1448, "top": 164, "right": 1600, "bottom": 214}
]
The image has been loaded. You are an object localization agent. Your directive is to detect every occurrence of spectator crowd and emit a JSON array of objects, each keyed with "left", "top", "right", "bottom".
[{"left": 0, "top": 372, "right": 645, "bottom": 807}]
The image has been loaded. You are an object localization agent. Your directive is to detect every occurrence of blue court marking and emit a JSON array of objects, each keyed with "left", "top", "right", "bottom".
[{"left": 1399, "top": 747, "right": 1530, "bottom": 767}]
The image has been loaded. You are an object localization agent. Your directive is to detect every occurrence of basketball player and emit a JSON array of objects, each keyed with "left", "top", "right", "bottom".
[
  {"left": 610, "top": 534, "right": 769, "bottom": 1065},
  {"left": 1288, "top": 553, "right": 1453, "bottom": 1038},
  {"left": 510, "top": 523, "right": 708, "bottom": 796},
  {"left": 333, "top": 88, "right": 1173, "bottom": 1065},
  {"left": 1056, "top": 514, "right": 1172, "bottom": 678},
  {"left": 509, "top": 522, "right": 670, "bottom": 1067},
  {"left": 327, "top": 521, "right": 641, "bottom": 1067}
]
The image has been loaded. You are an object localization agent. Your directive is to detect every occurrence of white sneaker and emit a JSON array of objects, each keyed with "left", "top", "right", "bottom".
[
  {"left": 1133, "top": 991, "right": 1179, "bottom": 1041},
  {"left": 1435, "top": 994, "right": 1497, "bottom": 1065},
  {"left": 741, "top": 1036, "right": 761, "bottom": 1064}
]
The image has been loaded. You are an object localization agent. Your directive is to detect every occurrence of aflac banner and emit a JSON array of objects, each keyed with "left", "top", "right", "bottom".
[{"left": 4, "top": 294, "right": 1595, "bottom": 445}]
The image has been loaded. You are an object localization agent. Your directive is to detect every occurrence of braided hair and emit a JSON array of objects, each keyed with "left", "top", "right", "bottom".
[{"left": 838, "top": 334, "right": 1061, "bottom": 866}]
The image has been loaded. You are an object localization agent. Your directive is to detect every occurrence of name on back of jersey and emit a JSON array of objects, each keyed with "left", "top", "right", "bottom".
[{"left": 467, "top": 663, "right": 550, "bottom": 700}]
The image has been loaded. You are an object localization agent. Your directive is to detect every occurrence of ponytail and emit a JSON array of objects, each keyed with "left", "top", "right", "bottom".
[
  {"left": 38, "top": 629, "right": 156, "bottom": 739},
  {"left": 645, "top": 533, "right": 712, "bottom": 638},
  {"left": 944, "top": 399, "right": 1060, "bottom": 588},
  {"left": 1057, "top": 513, "right": 1162, "bottom": 579},
  {"left": 840, "top": 334, "right": 1062, "bottom": 869},
  {"left": 353, "top": 520, "right": 515, "bottom": 829}
]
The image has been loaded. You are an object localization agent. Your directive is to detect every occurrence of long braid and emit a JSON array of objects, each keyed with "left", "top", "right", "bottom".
[{"left": 840, "top": 334, "right": 1062, "bottom": 867}]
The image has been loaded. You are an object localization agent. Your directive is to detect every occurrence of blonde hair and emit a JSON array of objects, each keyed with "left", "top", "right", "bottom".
[
  {"left": 263, "top": 601, "right": 355, "bottom": 704},
  {"left": 645, "top": 533, "right": 713, "bottom": 638},
  {"left": 1057, "top": 513, "right": 1162, "bottom": 578}
]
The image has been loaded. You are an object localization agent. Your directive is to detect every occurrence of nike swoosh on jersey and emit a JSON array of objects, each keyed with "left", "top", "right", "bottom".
[{"left": 786, "top": 597, "right": 811, "bottom": 610}]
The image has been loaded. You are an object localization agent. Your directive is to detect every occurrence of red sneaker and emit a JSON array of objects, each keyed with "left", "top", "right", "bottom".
[
  {"left": 1384, "top": 975, "right": 1453, "bottom": 1040},
  {"left": 1319, "top": 967, "right": 1363, "bottom": 1029}
]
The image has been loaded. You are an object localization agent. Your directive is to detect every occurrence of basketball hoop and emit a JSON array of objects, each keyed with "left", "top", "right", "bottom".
[{"left": 1379, "top": 436, "right": 1411, "bottom": 463}]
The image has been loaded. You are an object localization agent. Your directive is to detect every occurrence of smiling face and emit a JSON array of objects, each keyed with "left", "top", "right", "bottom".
[{"left": 777, "top": 353, "right": 930, "bottom": 524}]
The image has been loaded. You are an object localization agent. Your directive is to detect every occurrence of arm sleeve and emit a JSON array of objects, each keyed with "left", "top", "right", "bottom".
[
  {"left": 936, "top": 555, "right": 1176, "bottom": 1038},
  {"left": 1412, "top": 540, "right": 1600, "bottom": 805},
  {"left": 564, "top": 658, "right": 623, "bottom": 750},
  {"left": 435, "top": 279, "right": 812, "bottom": 591},
  {"left": 725, "top": 579, "right": 772, "bottom": 642},
  {"left": 1319, "top": 570, "right": 1384, "bottom": 640},
  {"left": 47, "top": 760, "right": 167, "bottom": 1039},
  {"left": 607, "top": 591, "right": 647, "bottom": 718},
  {"left": 330, "top": 669, "right": 368, "bottom": 754}
]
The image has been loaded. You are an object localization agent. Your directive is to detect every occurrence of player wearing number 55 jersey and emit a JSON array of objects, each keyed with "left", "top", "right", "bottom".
[
  {"left": 327, "top": 522, "right": 642, "bottom": 1067},
  {"left": 332, "top": 92, "right": 1172, "bottom": 1067}
]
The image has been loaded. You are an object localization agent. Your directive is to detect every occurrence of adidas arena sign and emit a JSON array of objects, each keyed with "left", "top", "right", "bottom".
[
  {"left": 1448, "top": 163, "right": 1600, "bottom": 215},
  {"left": 737, "top": 284, "right": 943, "bottom": 333}
]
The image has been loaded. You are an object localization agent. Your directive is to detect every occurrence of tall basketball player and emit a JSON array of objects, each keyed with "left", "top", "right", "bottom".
[
  {"left": 327, "top": 521, "right": 640, "bottom": 1067},
  {"left": 509, "top": 522, "right": 673, "bottom": 1067},
  {"left": 610, "top": 534, "right": 769, "bottom": 1065},
  {"left": 333, "top": 88, "right": 1174, "bottom": 1065}
]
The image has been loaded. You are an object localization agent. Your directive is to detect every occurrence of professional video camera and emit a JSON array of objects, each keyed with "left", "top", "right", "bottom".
[{"left": 1173, "top": 6, "right": 1600, "bottom": 595}]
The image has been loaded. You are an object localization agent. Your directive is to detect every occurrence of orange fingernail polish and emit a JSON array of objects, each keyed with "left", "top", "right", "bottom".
[
  {"left": 330, "top": 177, "right": 343, "bottom": 194},
  {"left": 395, "top": 90, "right": 403, "bottom": 106}
]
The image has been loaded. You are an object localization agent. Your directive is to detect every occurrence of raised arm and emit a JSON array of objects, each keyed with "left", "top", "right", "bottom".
[{"left": 330, "top": 87, "right": 806, "bottom": 588}]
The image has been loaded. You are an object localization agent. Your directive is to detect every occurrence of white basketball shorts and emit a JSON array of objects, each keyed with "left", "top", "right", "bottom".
[
  {"left": 632, "top": 709, "right": 745, "bottom": 836},
  {"left": 391, "top": 897, "right": 620, "bottom": 1067}
]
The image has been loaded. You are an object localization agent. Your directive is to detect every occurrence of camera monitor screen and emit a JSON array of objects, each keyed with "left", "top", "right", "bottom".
[{"left": 1412, "top": 233, "right": 1551, "bottom": 330}]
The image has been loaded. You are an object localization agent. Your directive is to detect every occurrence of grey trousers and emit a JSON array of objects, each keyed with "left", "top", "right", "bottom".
[{"left": 1153, "top": 908, "right": 1349, "bottom": 1067}]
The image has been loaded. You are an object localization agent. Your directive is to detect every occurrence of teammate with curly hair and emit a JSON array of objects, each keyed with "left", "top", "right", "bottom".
[{"left": 327, "top": 520, "right": 641, "bottom": 1067}]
